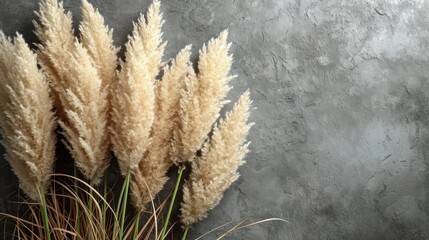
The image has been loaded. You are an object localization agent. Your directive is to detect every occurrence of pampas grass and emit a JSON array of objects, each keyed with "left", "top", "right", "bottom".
[
  {"left": 110, "top": 0, "right": 165, "bottom": 178},
  {"left": 180, "top": 91, "right": 253, "bottom": 226},
  {"left": 57, "top": 41, "right": 110, "bottom": 186},
  {"left": 131, "top": 46, "right": 192, "bottom": 212},
  {"left": 34, "top": 0, "right": 75, "bottom": 119},
  {"left": 173, "top": 30, "right": 234, "bottom": 164},
  {"left": 0, "top": 32, "right": 56, "bottom": 239},
  {"left": 0, "top": 32, "right": 56, "bottom": 201},
  {"left": 80, "top": 0, "right": 118, "bottom": 91},
  {"left": 35, "top": 0, "right": 111, "bottom": 185},
  {"left": 0, "top": 0, "right": 284, "bottom": 239}
]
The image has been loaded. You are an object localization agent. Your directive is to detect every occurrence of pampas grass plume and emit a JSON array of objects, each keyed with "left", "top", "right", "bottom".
[
  {"left": 0, "top": 32, "right": 56, "bottom": 200},
  {"left": 131, "top": 45, "right": 191, "bottom": 211},
  {"left": 35, "top": 0, "right": 111, "bottom": 185},
  {"left": 174, "top": 30, "right": 234, "bottom": 163},
  {"left": 110, "top": 0, "right": 165, "bottom": 177},
  {"left": 58, "top": 41, "right": 110, "bottom": 185},
  {"left": 80, "top": 0, "right": 118, "bottom": 90},
  {"left": 34, "top": 0, "right": 75, "bottom": 119},
  {"left": 180, "top": 91, "right": 253, "bottom": 226}
]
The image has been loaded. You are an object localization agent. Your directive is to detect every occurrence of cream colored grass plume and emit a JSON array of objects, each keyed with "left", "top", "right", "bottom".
[
  {"left": 80, "top": 0, "right": 118, "bottom": 91},
  {"left": 35, "top": 0, "right": 111, "bottom": 185},
  {"left": 58, "top": 41, "right": 110, "bottom": 185},
  {"left": 79, "top": 0, "right": 118, "bottom": 176},
  {"left": 131, "top": 46, "right": 192, "bottom": 211},
  {"left": 110, "top": 0, "right": 165, "bottom": 179},
  {"left": 133, "top": 0, "right": 166, "bottom": 79},
  {"left": 0, "top": 32, "right": 56, "bottom": 201},
  {"left": 173, "top": 30, "right": 235, "bottom": 164},
  {"left": 34, "top": 0, "right": 75, "bottom": 119},
  {"left": 180, "top": 91, "right": 253, "bottom": 226}
]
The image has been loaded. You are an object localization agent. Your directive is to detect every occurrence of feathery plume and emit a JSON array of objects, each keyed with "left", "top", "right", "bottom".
[
  {"left": 132, "top": 0, "right": 166, "bottom": 79},
  {"left": 0, "top": 32, "right": 56, "bottom": 200},
  {"left": 110, "top": 50, "right": 153, "bottom": 176},
  {"left": 111, "top": 0, "right": 165, "bottom": 177},
  {"left": 180, "top": 91, "right": 252, "bottom": 226},
  {"left": 34, "top": 0, "right": 75, "bottom": 119},
  {"left": 80, "top": 0, "right": 118, "bottom": 90},
  {"left": 79, "top": 0, "right": 118, "bottom": 174},
  {"left": 58, "top": 41, "right": 110, "bottom": 185},
  {"left": 35, "top": 0, "right": 111, "bottom": 185},
  {"left": 173, "top": 30, "right": 234, "bottom": 163},
  {"left": 131, "top": 46, "right": 191, "bottom": 211}
]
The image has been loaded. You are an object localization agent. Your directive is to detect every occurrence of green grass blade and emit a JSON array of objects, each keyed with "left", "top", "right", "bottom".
[
  {"left": 181, "top": 225, "right": 189, "bottom": 240},
  {"left": 119, "top": 170, "right": 131, "bottom": 240},
  {"left": 160, "top": 166, "right": 184, "bottom": 239},
  {"left": 39, "top": 184, "right": 51, "bottom": 240}
]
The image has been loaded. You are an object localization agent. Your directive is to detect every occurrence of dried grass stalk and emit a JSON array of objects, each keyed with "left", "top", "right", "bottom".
[
  {"left": 110, "top": 0, "right": 165, "bottom": 177},
  {"left": 0, "top": 32, "right": 56, "bottom": 200},
  {"left": 131, "top": 46, "right": 191, "bottom": 211},
  {"left": 173, "top": 30, "right": 234, "bottom": 163},
  {"left": 180, "top": 91, "right": 252, "bottom": 226}
]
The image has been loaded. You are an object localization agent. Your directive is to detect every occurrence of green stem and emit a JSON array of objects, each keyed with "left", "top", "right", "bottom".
[
  {"left": 74, "top": 165, "right": 80, "bottom": 238},
  {"left": 119, "top": 170, "right": 131, "bottom": 240},
  {"left": 160, "top": 166, "right": 185, "bottom": 239},
  {"left": 102, "top": 175, "right": 108, "bottom": 232},
  {"left": 181, "top": 225, "right": 189, "bottom": 240},
  {"left": 39, "top": 184, "right": 51, "bottom": 240},
  {"left": 133, "top": 214, "right": 140, "bottom": 240},
  {"left": 113, "top": 172, "right": 128, "bottom": 238}
]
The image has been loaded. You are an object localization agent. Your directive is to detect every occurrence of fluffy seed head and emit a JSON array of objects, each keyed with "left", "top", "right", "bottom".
[
  {"left": 131, "top": 46, "right": 191, "bottom": 211},
  {"left": 0, "top": 32, "right": 57, "bottom": 200},
  {"left": 59, "top": 41, "right": 110, "bottom": 185},
  {"left": 180, "top": 91, "right": 252, "bottom": 226},
  {"left": 34, "top": 0, "right": 75, "bottom": 119},
  {"left": 173, "top": 30, "right": 234, "bottom": 163},
  {"left": 110, "top": 0, "right": 166, "bottom": 177}
]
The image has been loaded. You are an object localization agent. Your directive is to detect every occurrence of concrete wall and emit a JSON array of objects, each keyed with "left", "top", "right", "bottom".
[{"left": 1, "top": 0, "right": 429, "bottom": 239}]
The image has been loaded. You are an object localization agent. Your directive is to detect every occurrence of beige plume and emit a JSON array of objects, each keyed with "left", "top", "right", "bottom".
[
  {"left": 0, "top": 32, "right": 56, "bottom": 200},
  {"left": 35, "top": 0, "right": 111, "bottom": 185},
  {"left": 131, "top": 46, "right": 191, "bottom": 211},
  {"left": 34, "top": 0, "right": 75, "bottom": 119},
  {"left": 132, "top": 0, "right": 166, "bottom": 79},
  {"left": 80, "top": 0, "right": 118, "bottom": 90},
  {"left": 180, "top": 91, "right": 252, "bottom": 226},
  {"left": 174, "top": 30, "right": 234, "bottom": 163},
  {"left": 58, "top": 41, "right": 110, "bottom": 185},
  {"left": 111, "top": 0, "right": 166, "bottom": 177}
]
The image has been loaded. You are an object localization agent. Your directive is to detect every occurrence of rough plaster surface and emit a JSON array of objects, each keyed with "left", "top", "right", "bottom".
[{"left": 1, "top": 0, "right": 429, "bottom": 239}]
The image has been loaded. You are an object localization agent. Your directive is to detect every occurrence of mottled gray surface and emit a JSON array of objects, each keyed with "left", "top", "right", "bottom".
[{"left": 1, "top": 0, "right": 429, "bottom": 239}]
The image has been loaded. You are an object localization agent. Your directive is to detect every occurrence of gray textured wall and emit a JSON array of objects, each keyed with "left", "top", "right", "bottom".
[{"left": 1, "top": 0, "right": 429, "bottom": 239}]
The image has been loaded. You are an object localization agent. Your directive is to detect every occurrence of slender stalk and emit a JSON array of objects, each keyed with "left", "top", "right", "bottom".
[
  {"left": 115, "top": 174, "right": 128, "bottom": 216},
  {"left": 133, "top": 213, "right": 140, "bottom": 239},
  {"left": 181, "top": 225, "right": 189, "bottom": 240},
  {"left": 102, "top": 175, "right": 108, "bottom": 232},
  {"left": 119, "top": 170, "right": 131, "bottom": 240},
  {"left": 39, "top": 184, "right": 51, "bottom": 240},
  {"left": 113, "top": 172, "right": 128, "bottom": 238},
  {"left": 74, "top": 165, "right": 80, "bottom": 239},
  {"left": 160, "top": 166, "right": 185, "bottom": 239},
  {"left": 88, "top": 187, "right": 93, "bottom": 214}
]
